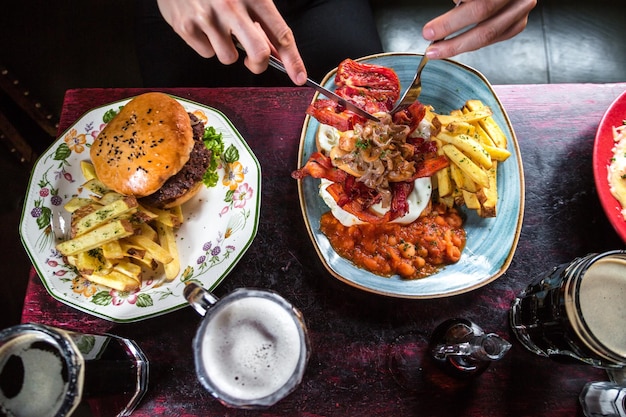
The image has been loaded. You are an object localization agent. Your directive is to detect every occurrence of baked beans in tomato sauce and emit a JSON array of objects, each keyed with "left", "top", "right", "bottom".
[{"left": 319, "top": 204, "right": 466, "bottom": 279}]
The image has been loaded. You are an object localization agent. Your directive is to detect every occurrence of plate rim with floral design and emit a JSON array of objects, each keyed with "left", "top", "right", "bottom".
[{"left": 19, "top": 95, "right": 261, "bottom": 322}]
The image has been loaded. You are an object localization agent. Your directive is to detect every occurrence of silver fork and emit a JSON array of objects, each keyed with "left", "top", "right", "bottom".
[{"left": 390, "top": 1, "right": 462, "bottom": 114}]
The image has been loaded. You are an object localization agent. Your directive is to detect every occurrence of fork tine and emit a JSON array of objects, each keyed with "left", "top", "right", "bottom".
[
  {"left": 390, "top": 52, "right": 430, "bottom": 114},
  {"left": 390, "top": 1, "right": 462, "bottom": 114}
]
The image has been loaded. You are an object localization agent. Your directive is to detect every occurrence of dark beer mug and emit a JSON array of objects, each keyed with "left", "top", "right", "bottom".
[
  {"left": 510, "top": 250, "right": 626, "bottom": 369},
  {"left": 0, "top": 323, "right": 148, "bottom": 417}
]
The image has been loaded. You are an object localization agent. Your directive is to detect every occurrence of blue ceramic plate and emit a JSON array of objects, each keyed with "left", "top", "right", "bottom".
[{"left": 296, "top": 53, "right": 524, "bottom": 298}]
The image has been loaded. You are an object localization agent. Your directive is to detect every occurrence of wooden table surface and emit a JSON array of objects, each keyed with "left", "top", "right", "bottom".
[{"left": 21, "top": 83, "right": 626, "bottom": 416}]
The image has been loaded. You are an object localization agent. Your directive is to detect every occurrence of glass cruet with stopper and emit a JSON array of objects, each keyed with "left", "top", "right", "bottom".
[
  {"left": 389, "top": 318, "right": 512, "bottom": 390},
  {"left": 429, "top": 318, "right": 512, "bottom": 377}
]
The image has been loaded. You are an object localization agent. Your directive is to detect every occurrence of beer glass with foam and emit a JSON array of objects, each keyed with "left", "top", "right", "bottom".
[
  {"left": 184, "top": 283, "right": 310, "bottom": 409},
  {"left": 0, "top": 323, "right": 148, "bottom": 417},
  {"left": 510, "top": 250, "right": 626, "bottom": 373}
]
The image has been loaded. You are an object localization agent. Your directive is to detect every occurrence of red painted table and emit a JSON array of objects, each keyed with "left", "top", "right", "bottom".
[{"left": 22, "top": 84, "right": 626, "bottom": 416}]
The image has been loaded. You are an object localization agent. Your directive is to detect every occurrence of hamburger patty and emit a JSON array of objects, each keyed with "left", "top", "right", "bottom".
[{"left": 140, "top": 113, "right": 211, "bottom": 208}]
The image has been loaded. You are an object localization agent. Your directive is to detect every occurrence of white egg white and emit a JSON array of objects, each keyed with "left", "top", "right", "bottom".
[{"left": 316, "top": 123, "right": 433, "bottom": 227}]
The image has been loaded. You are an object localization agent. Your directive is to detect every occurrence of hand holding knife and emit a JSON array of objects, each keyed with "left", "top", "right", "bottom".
[{"left": 234, "top": 40, "right": 380, "bottom": 122}]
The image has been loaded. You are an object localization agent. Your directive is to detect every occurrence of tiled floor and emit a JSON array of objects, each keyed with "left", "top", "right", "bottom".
[{"left": 1, "top": 0, "right": 625, "bottom": 329}]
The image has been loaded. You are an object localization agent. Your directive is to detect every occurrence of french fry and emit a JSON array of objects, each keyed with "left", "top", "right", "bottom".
[
  {"left": 433, "top": 107, "right": 493, "bottom": 126},
  {"left": 156, "top": 221, "right": 180, "bottom": 281},
  {"left": 448, "top": 162, "right": 465, "bottom": 190},
  {"left": 436, "top": 166, "right": 453, "bottom": 197},
  {"left": 80, "top": 161, "right": 98, "bottom": 181},
  {"left": 137, "top": 222, "right": 158, "bottom": 242},
  {"left": 429, "top": 99, "right": 509, "bottom": 218},
  {"left": 434, "top": 138, "right": 453, "bottom": 197},
  {"left": 438, "top": 194, "right": 456, "bottom": 208},
  {"left": 464, "top": 100, "right": 507, "bottom": 148},
  {"left": 483, "top": 144, "right": 511, "bottom": 162},
  {"left": 82, "top": 178, "right": 112, "bottom": 197},
  {"left": 444, "top": 121, "right": 476, "bottom": 136},
  {"left": 97, "top": 191, "right": 125, "bottom": 206},
  {"left": 126, "top": 234, "right": 174, "bottom": 265},
  {"left": 136, "top": 204, "right": 159, "bottom": 222},
  {"left": 436, "top": 132, "right": 492, "bottom": 169},
  {"left": 148, "top": 206, "right": 184, "bottom": 228},
  {"left": 119, "top": 241, "right": 147, "bottom": 260},
  {"left": 57, "top": 219, "right": 134, "bottom": 256},
  {"left": 101, "top": 240, "right": 125, "bottom": 259},
  {"left": 119, "top": 241, "right": 158, "bottom": 270},
  {"left": 441, "top": 144, "right": 489, "bottom": 188},
  {"left": 84, "top": 269, "right": 140, "bottom": 292},
  {"left": 63, "top": 197, "right": 94, "bottom": 213},
  {"left": 450, "top": 163, "right": 479, "bottom": 193},
  {"left": 70, "top": 249, "right": 114, "bottom": 276},
  {"left": 169, "top": 205, "right": 184, "bottom": 226},
  {"left": 476, "top": 162, "right": 498, "bottom": 217},
  {"left": 59, "top": 158, "right": 186, "bottom": 292},
  {"left": 473, "top": 123, "right": 496, "bottom": 147},
  {"left": 113, "top": 260, "right": 143, "bottom": 281},
  {"left": 72, "top": 196, "right": 138, "bottom": 236},
  {"left": 462, "top": 190, "right": 481, "bottom": 210}
]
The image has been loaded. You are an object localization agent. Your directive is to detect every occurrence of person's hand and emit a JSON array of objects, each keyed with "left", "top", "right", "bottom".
[
  {"left": 156, "top": 0, "right": 307, "bottom": 85},
  {"left": 422, "top": 0, "right": 537, "bottom": 59}
]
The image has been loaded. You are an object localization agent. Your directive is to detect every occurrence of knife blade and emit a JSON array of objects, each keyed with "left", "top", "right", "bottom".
[{"left": 266, "top": 55, "right": 380, "bottom": 122}]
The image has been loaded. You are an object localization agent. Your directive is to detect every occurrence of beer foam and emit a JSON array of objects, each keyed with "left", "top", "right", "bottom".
[
  {"left": 0, "top": 335, "right": 68, "bottom": 417},
  {"left": 200, "top": 296, "right": 302, "bottom": 401},
  {"left": 578, "top": 256, "right": 626, "bottom": 358}
]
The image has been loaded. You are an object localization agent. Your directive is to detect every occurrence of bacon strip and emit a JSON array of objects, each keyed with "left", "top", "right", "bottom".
[{"left": 291, "top": 152, "right": 348, "bottom": 183}]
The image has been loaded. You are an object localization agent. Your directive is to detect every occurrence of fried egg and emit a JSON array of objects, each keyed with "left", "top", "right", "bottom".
[{"left": 316, "top": 123, "right": 433, "bottom": 227}]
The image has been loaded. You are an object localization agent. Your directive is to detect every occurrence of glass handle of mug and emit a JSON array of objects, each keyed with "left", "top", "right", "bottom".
[
  {"left": 184, "top": 283, "right": 219, "bottom": 316},
  {"left": 607, "top": 367, "right": 626, "bottom": 385}
]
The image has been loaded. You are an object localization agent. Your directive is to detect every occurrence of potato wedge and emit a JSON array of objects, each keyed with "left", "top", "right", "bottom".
[
  {"left": 57, "top": 219, "right": 134, "bottom": 256},
  {"left": 72, "top": 196, "right": 138, "bottom": 237}
]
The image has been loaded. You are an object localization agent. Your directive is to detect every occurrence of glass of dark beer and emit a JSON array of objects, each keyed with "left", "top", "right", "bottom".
[
  {"left": 0, "top": 323, "right": 149, "bottom": 417},
  {"left": 510, "top": 250, "right": 626, "bottom": 372},
  {"left": 184, "top": 283, "right": 310, "bottom": 409}
]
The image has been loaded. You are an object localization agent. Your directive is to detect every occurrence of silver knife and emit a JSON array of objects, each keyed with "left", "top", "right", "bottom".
[
  {"left": 234, "top": 41, "right": 380, "bottom": 122},
  {"left": 266, "top": 55, "right": 380, "bottom": 122}
]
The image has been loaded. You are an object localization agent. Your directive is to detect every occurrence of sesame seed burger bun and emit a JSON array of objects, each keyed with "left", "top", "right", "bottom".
[{"left": 90, "top": 92, "right": 195, "bottom": 198}]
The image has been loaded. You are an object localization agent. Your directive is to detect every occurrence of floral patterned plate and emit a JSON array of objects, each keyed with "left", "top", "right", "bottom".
[{"left": 19, "top": 95, "right": 261, "bottom": 322}]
